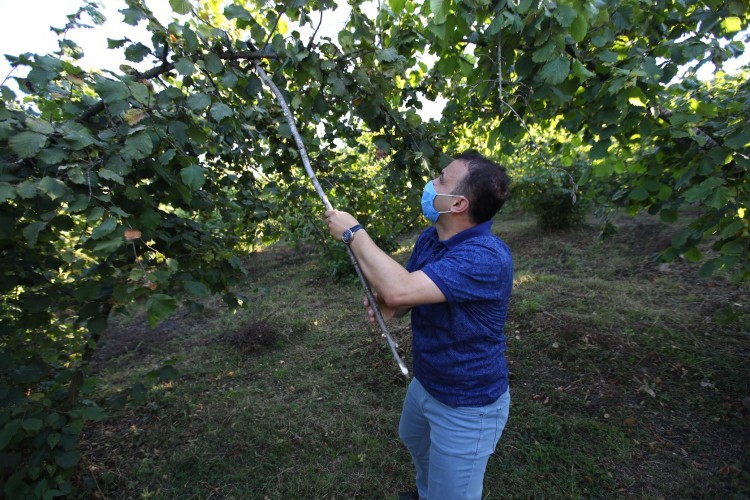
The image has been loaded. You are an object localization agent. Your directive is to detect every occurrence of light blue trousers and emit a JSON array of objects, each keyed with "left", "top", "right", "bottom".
[{"left": 398, "top": 378, "right": 510, "bottom": 500}]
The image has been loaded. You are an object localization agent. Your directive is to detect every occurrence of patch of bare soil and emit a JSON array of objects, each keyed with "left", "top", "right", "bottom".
[
  {"left": 221, "top": 319, "right": 283, "bottom": 354},
  {"left": 91, "top": 309, "right": 192, "bottom": 371}
]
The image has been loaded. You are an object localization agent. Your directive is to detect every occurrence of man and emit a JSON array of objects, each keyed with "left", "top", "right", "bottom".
[{"left": 325, "top": 151, "right": 512, "bottom": 500}]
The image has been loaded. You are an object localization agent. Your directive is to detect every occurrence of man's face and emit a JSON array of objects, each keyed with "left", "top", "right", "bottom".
[{"left": 432, "top": 159, "right": 469, "bottom": 213}]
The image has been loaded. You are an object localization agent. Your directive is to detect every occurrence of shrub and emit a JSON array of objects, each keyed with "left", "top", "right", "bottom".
[{"left": 513, "top": 168, "right": 588, "bottom": 230}]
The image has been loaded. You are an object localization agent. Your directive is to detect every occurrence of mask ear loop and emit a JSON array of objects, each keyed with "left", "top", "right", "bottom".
[{"left": 435, "top": 193, "right": 467, "bottom": 214}]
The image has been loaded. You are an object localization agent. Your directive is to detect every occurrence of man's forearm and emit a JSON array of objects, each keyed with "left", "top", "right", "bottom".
[{"left": 347, "top": 229, "right": 410, "bottom": 299}]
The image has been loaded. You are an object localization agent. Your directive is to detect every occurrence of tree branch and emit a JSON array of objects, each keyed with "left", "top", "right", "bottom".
[
  {"left": 307, "top": 10, "right": 324, "bottom": 49},
  {"left": 498, "top": 32, "right": 503, "bottom": 114},
  {"left": 78, "top": 51, "right": 275, "bottom": 123}
]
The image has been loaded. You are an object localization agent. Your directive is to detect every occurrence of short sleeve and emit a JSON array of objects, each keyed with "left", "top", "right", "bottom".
[{"left": 422, "top": 238, "right": 512, "bottom": 303}]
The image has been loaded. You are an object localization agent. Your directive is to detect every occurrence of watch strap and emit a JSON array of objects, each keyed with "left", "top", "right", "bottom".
[{"left": 343, "top": 224, "right": 364, "bottom": 244}]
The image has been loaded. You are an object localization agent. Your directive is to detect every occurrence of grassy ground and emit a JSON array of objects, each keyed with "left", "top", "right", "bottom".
[{"left": 77, "top": 210, "right": 750, "bottom": 499}]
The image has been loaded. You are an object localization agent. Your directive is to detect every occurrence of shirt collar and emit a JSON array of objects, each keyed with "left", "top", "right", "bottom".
[{"left": 438, "top": 220, "right": 493, "bottom": 249}]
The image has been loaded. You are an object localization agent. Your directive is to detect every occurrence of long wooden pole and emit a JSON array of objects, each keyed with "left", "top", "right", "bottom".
[{"left": 255, "top": 64, "right": 409, "bottom": 378}]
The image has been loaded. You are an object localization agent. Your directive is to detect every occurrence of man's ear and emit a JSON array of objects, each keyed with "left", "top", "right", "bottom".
[{"left": 450, "top": 196, "right": 470, "bottom": 214}]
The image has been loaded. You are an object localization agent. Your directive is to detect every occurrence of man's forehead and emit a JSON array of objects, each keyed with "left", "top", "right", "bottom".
[{"left": 442, "top": 159, "right": 468, "bottom": 178}]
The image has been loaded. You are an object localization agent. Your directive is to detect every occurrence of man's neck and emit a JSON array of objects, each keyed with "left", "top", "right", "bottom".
[{"left": 435, "top": 217, "right": 475, "bottom": 241}]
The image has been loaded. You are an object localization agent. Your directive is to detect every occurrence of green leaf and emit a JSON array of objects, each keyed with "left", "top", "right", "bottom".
[
  {"left": 55, "top": 449, "right": 80, "bottom": 469},
  {"left": 128, "top": 82, "right": 150, "bottom": 104},
  {"left": 169, "top": 0, "right": 193, "bottom": 15},
  {"left": 406, "top": 111, "right": 422, "bottom": 128},
  {"left": 683, "top": 246, "right": 703, "bottom": 262},
  {"left": 93, "top": 236, "right": 122, "bottom": 254},
  {"left": 87, "top": 206, "right": 105, "bottom": 223},
  {"left": 721, "top": 16, "right": 741, "bottom": 34},
  {"left": 37, "top": 148, "right": 67, "bottom": 165},
  {"left": 16, "top": 180, "right": 37, "bottom": 199},
  {"left": 99, "top": 169, "right": 125, "bottom": 185},
  {"left": 699, "top": 259, "right": 718, "bottom": 278},
  {"left": 430, "top": 0, "right": 450, "bottom": 24},
  {"left": 0, "top": 182, "right": 15, "bottom": 202},
  {"left": 124, "top": 132, "right": 153, "bottom": 160},
  {"left": 180, "top": 164, "right": 205, "bottom": 190},
  {"left": 390, "top": 0, "right": 406, "bottom": 15},
  {"left": 720, "top": 220, "right": 744, "bottom": 240},
  {"left": 204, "top": 52, "right": 224, "bottom": 74},
  {"left": 95, "top": 77, "right": 129, "bottom": 103},
  {"left": 26, "top": 117, "right": 54, "bottom": 135},
  {"left": 376, "top": 48, "right": 400, "bottom": 62},
  {"left": 537, "top": 56, "right": 570, "bottom": 85},
  {"left": 159, "top": 148, "right": 177, "bottom": 165},
  {"left": 628, "top": 96, "right": 647, "bottom": 107},
  {"left": 210, "top": 102, "right": 233, "bottom": 121},
  {"left": 671, "top": 228, "right": 691, "bottom": 249},
  {"left": 147, "top": 294, "right": 178, "bottom": 327},
  {"left": 328, "top": 74, "right": 347, "bottom": 96},
  {"left": 0, "top": 420, "right": 21, "bottom": 450},
  {"left": 629, "top": 186, "right": 649, "bottom": 201},
  {"left": 570, "top": 14, "right": 588, "bottom": 43},
  {"left": 707, "top": 147, "right": 732, "bottom": 166},
  {"left": 38, "top": 177, "right": 69, "bottom": 200},
  {"left": 222, "top": 71, "right": 239, "bottom": 88},
  {"left": 63, "top": 123, "right": 97, "bottom": 150},
  {"left": 121, "top": 7, "right": 146, "bottom": 25},
  {"left": 47, "top": 432, "right": 61, "bottom": 449},
  {"left": 428, "top": 22, "right": 447, "bottom": 40},
  {"left": 705, "top": 186, "right": 731, "bottom": 209},
  {"left": 9, "top": 131, "right": 47, "bottom": 158},
  {"left": 553, "top": 4, "right": 577, "bottom": 28},
  {"left": 175, "top": 57, "right": 196, "bottom": 76},
  {"left": 79, "top": 405, "right": 107, "bottom": 421},
  {"left": 184, "top": 280, "right": 209, "bottom": 296},
  {"left": 532, "top": 40, "right": 557, "bottom": 63},
  {"left": 108, "top": 38, "right": 128, "bottom": 49},
  {"left": 167, "top": 121, "right": 189, "bottom": 146},
  {"left": 278, "top": 123, "right": 293, "bottom": 138},
  {"left": 683, "top": 178, "right": 723, "bottom": 202},
  {"left": 110, "top": 205, "right": 131, "bottom": 217},
  {"left": 724, "top": 129, "right": 750, "bottom": 149},
  {"left": 572, "top": 60, "right": 595, "bottom": 81},
  {"left": 187, "top": 92, "right": 211, "bottom": 110},
  {"left": 517, "top": 0, "right": 534, "bottom": 14},
  {"left": 720, "top": 240, "right": 744, "bottom": 256},
  {"left": 22, "top": 418, "right": 43, "bottom": 432},
  {"left": 338, "top": 31, "right": 356, "bottom": 51},
  {"left": 23, "top": 222, "right": 45, "bottom": 246},
  {"left": 224, "top": 4, "right": 252, "bottom": 20},
  {"left": 91, "top": 217, "right": 117, "bottom": 240},
  {"left": 124, "top": 42, "right": 151, "bottom": 62}
]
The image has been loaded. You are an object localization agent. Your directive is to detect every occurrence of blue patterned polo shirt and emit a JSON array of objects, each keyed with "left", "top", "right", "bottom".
[{"left": 406, "top": 220, "right": 513, "bottom": 407}]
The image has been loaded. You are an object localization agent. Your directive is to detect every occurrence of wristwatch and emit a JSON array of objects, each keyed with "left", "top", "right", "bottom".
[{"left": 342, "top": 224, "right": 364, "bottom": 245}]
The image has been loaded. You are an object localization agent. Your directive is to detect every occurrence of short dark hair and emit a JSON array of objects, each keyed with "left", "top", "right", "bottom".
[{"left": 452, "top": 150, "right": 510, "bottom": 223}]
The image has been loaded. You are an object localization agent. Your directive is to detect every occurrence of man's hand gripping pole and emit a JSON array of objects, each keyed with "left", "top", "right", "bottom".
[{"left": 255, "top": 65, "right": 409, "bottom": 378}]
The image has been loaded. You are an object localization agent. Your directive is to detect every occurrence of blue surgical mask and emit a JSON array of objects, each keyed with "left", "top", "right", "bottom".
[{"left": 420, "top": 180, "right": 464, "bottom": 224}]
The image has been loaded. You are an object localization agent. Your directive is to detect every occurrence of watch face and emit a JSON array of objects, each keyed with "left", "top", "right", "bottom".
[{"left": 343, "top": 229, "right": 352, "bottom": 243}]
